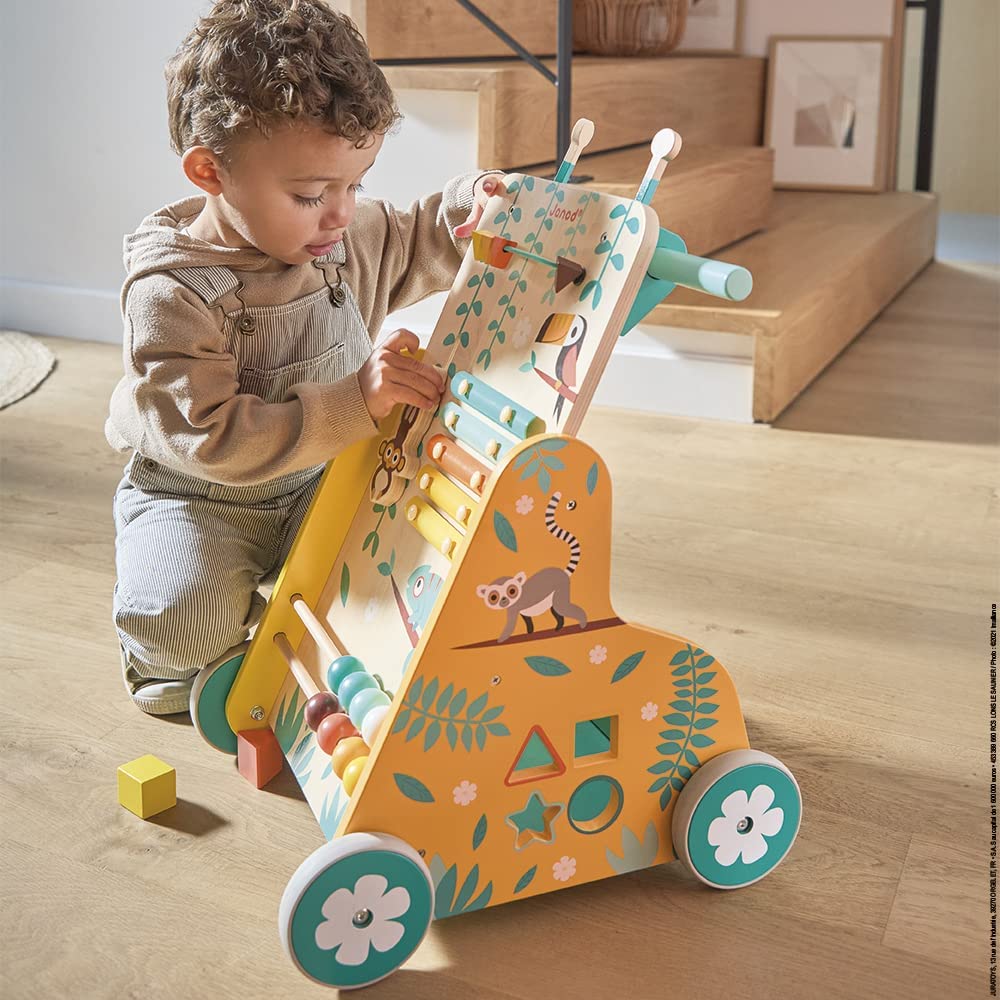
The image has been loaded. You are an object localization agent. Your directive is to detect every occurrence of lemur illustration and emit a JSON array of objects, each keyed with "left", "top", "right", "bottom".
[{"left": 476, "top": 492, "right": 588, "bottom": 643}]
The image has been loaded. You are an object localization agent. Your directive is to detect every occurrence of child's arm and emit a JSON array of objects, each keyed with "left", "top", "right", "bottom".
[
  {"left": 343, "top": 170, "right": 505, "bottom": 335},
  {"left": 106, "top": 276, "right": 441, "bottom": 485}
]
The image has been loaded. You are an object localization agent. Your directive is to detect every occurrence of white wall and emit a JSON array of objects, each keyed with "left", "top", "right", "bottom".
[{"left": 0, "top": 1, "right": 478, "bottom": 344}]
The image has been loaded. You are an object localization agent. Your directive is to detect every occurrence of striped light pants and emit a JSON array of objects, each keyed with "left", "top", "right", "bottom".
[{"left": 113, "top": 453, "right": 322, "bottom": 679}]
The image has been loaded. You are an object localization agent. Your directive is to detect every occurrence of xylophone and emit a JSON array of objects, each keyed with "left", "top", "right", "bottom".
[{"left": 189, "top": 122, "right": 801, "bottom": 990}]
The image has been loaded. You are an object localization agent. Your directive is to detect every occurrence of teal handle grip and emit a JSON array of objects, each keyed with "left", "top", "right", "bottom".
[{"left": 648, "top": 248, "right": 753, "bottom": 302}]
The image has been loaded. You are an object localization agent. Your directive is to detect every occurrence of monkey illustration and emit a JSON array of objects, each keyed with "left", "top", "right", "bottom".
[
  {"left": 369, "top": 404, "right": 421, "bottom": 502},
  {"left": 406, "top": 564, "right": 444, "bottom": 633},
  {"left": 476, "top": 492, "right": 588, "bottom": 642}
]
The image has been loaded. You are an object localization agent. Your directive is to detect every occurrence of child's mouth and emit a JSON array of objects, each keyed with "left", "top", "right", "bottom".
[{"left": 305, "top": 236, "right": 342, "bottom": 256}]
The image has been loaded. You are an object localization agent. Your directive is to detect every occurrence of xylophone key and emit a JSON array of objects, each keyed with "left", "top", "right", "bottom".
[
  {"left": 418, "top": 465, "right": 476, "bottom": 526},
  {"left": 406, "top": 497, "right": 461, "bottom": 558},
  {"left": 440, "top": 402, "right": 512, "bottom": 463},
  {"left": 428, "top": 434, "right": 490, "bottom": 494},
  {"left": 450, "top": 371, "right": 545, "bottom": 440}
]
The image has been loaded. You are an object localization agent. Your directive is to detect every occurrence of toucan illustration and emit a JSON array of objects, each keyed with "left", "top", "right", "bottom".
[{"left": 535, "top": 313, "right": 588, "bottom": 422}]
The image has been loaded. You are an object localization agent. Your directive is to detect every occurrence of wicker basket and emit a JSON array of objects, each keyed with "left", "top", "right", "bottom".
[{"left": 574, "top": 0, "right": 688, "bottom": 57}]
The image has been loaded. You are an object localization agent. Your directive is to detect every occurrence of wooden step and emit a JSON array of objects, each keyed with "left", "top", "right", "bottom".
[
  {"left": 544, "top": 144, "right": 773, "bottom": 258},
  {"left": 383, "top": 56, "right": 765, "bottom": 168},
  {"left": 341, "top": 0, "right": 558, "bottom": 61},
  {"left": 641, "top": 191, "right": 938, "bottom": 421}
]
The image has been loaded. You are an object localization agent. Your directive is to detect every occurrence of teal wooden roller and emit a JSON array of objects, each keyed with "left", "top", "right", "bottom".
[
  {"left": 440, "top": 402, "right": 514, "bottom": 463},
  {"left": 450, "top": 371, "right": 545, "bottom": 440},
  {"left": 647, "top": 247, "right": 752, "bottom": 302}
]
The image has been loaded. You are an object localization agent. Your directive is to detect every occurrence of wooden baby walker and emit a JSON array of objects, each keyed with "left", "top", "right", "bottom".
[{"left": 190, "top": 122, "right": 802, "bottom": 989}]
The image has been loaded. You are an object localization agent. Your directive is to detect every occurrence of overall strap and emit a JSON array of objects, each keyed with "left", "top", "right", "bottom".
[{"left": 171, "top": 265, "right": 242, "bottom": 306}]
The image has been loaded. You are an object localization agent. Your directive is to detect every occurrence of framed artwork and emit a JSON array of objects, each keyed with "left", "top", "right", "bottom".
[
  {"left": 674, "top": 0, "right": 744, "bottom": 55},
  {"left": 764, "top": 36, "right": 892, "bottom": 192}
]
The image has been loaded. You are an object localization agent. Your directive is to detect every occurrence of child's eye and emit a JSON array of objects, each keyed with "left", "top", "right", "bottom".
[
  {"left": 294, "top": 193, "right": 325, "bottom": 208},
  {"left": 349, "top": 183, "right": 365, "bottom": 194}
]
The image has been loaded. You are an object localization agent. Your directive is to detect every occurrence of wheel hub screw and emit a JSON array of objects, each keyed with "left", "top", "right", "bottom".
[
  {"left": 250, "top": 705, "right": 265, "bottom": 721},
  {"left": 737, "top": 816, "right": 754, "bottom": 834},
  {"left": 352, "top": 908, "right": 373, "bottom": 928}
]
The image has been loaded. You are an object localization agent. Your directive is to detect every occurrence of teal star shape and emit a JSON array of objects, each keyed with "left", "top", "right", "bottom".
[{"left": 506, "top": 791, "right": 564, "bottom": 850}]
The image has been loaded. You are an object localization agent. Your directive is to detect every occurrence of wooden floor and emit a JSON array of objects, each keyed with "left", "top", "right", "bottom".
[{"left": 2, "top": 261, "right": 996, "bottom": 999}]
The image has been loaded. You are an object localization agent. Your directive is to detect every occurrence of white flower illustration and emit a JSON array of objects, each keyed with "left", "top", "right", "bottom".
[
  {"left": 589, "top": 644, "right": 607, "bottom": 665},
  {"left": 707, "top": 785, "right": 785, "bottom": 867},
  {"left": 453, "top": 780, "right": 478, "bottom": 806},
  {"left": 641, "top": 701, "right": 658, "bottom": 721},
  {"left": 515, "top": 494, "right": 535, "bottom": 515},
  {"left": 363, "top": 597, "right": 379, "bottom": 624},
  {"left": 314, "top": 873, "right": 410, "bottom": 965},
  {"left": 552, "top": 856, "right": 577, "bottom": 881}
]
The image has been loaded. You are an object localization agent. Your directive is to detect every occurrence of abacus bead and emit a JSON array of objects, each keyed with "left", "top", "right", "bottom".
[
  {"left": 341, "top": 755, "right": 368, "bottom": 795},
  {"left": 327, "top": 656, "right": 365, "bottom": 693},
  {"left": 360, "top": 704, "right": 391, "bottom": 748},
  {"left": 316, "top": 713, "right": 358, "bottom": 754},
  {"left": 348, "top": 687, "right": 391, "bottom": 729},
  {"left": 304, "top": 692, "right": 340, "bottom": 732},
  {"left": 330, "top": 736, "right": 368, "bottom": 779},
  {"left": 337, "top": 671, "right": 378, "bottom": 712}
]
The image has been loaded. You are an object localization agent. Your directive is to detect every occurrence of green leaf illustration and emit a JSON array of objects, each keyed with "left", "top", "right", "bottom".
[
  {"left": 586, "top": 462, "right": 599, "bottom": 495},
  {"left": 339, "top": 563, "right": 350, "bottom": 607},
  {"left": 494, "top": 510, "right": 518, "bottom": 552},
  {"left": 525, "top": 655, "right": 571, "bottom": 677},
  {"left": 611, "top": 651, "right": 645, "bottom": 683},
  {"left": 473, "top": 814, "right": 487, "bottom": 851},
  {"left": 513, "top": 865, "right": 537, "bottom": 894},
  {"left": 394, "top": 773, "right": 434, "bottom": 803}
]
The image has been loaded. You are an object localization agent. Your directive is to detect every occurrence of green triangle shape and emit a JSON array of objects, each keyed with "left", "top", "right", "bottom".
[{"left": 514, "top": 731, "right": 556, "bottom": 771}]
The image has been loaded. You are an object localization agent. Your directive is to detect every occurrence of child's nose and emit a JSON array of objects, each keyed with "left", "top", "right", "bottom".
[{"left": 321, "top": 199, "right": 352, "bottom": 230}]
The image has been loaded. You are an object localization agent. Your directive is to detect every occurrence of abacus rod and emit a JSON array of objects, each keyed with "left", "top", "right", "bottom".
[
  {"left": 290, "top": 594, "right": 348, "bottom": 664},
  {"left": 505, "top": 246, "right": 557, "bottom": 268},
  {"left": 273, "top": 631, "right": 321, "bottom": 699}
]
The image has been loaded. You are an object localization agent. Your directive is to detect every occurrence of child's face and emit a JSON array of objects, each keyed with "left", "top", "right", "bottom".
[{"left": 215, "top": 123, "right": 384, "bottom": 265}]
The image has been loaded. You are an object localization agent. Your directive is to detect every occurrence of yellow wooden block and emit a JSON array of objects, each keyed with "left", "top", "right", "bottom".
[{"left": 117, "top": 754, "right": 176, "bottom": 819}]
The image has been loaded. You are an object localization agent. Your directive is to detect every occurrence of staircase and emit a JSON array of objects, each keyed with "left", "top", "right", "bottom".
[{"left": 362, "top": 2, "right": 937, "bottom": 423}]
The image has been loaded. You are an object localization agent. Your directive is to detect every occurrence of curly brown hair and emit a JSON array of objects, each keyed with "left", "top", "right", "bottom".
[{"left": 166, "top": 0, "right": 400, "bottom": 163}]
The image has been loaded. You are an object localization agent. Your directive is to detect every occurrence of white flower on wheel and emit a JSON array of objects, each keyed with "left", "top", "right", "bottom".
[
  {"left": 707, "top": 784, "right": 785, "bottom": 867},
  {"left": 314, "top": 874, "right": 411, "bottom": 966}
]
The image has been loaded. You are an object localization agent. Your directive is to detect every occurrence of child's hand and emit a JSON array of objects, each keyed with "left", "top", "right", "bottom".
[
  {"left": 454, "top": 175, "right": 506, "bottom": 239},
  {"left": 359, "top": 329, "right": 446, "bottom": 421}
]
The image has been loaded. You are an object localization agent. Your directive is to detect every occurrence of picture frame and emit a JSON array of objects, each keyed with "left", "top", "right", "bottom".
[
  {"left": 674, "top": 0, "right": 744, "bottom": 56},
  {"left": 764, "top": 35, "right": 892, "bottom": 192}
]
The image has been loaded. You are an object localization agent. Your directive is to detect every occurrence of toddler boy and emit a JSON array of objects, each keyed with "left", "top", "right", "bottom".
[{"left": 107, "top": 0, "right": 500, "bottom": 714}]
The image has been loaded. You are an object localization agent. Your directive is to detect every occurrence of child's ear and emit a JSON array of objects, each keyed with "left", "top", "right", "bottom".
[{"left": 181, "top": 146, "right": 226, "bottom": 196}]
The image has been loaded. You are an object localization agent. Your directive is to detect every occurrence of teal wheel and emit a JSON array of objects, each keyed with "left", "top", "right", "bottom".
[
  {"left": 279, "top": 833, "right": 434, "bottom": 989},
  {"left": 189, "top": 642, "right": 248, "bottom": 755},
  {"left": 672, "top": 749, "right": 802, "bottom": 889}
]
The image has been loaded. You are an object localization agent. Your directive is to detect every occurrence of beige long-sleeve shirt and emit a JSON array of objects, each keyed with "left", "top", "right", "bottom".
[{"left": 106, "top": 172, "right": 492, "bottom": 486}]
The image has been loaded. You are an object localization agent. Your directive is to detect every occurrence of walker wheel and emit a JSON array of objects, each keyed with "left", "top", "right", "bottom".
[
  {"left": 278, "top": 832, "right": 434, "bottom": 989},
  {"left": 671, "top": 749, "right": 802, "bottom": 889},
  {"left": 189, "top": 642, "right": 248, "bottom": 755}
]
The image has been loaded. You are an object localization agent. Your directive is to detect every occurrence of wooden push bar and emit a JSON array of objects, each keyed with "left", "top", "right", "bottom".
[
  {"left": 418, "top": 465, "right": 475, "bottom": 526},
  {"left": 451, "top": 371, "right": 545, "bottom": 440},
  {"left": 428, "top": 434, "right": 490, "bottom": 494}
]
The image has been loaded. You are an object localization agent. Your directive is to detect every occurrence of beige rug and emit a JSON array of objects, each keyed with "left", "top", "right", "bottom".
[{"left": 0, "top": 331, "right": 56, "bottom": 409}]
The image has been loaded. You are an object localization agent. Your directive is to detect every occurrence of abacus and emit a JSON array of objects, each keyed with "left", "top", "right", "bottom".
[{"left": 189, "top": 122, "right": 802, "bottom": 990}]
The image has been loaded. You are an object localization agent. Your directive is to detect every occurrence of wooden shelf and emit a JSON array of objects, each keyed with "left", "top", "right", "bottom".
[
  {"left": 383, "top": 56, "right": 766, "bottom": 168},
  {"left": 643, "top": 191, "right": 938, "bottom": 421}
]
